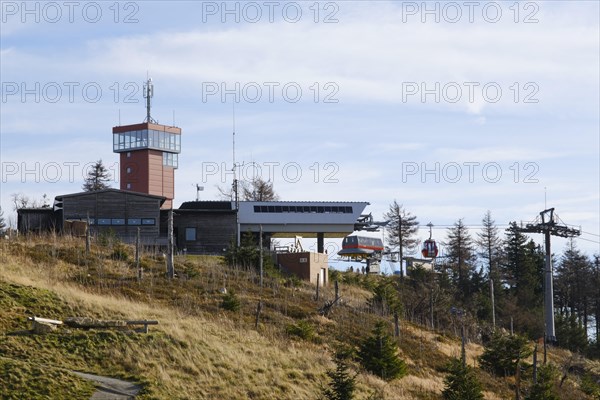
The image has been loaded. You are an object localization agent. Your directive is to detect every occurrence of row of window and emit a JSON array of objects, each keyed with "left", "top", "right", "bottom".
[
  {"left": 253, "top": 205, "right": 353, "bottom": 214},
  {"left": 66, "top": 217, "right": 156, "bottom": 226},
  {"left": 113, "top": 129, "right": 181, "bottom": 153}
]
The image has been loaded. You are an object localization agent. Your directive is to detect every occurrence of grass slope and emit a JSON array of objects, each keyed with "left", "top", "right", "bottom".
[{"left": 0, "top": 236, "right": 597, "bottom": 399}]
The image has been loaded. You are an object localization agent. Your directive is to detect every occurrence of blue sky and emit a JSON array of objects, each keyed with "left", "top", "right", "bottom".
[{"left": 1, "top": 1, "right": 599, "bottom": 260}]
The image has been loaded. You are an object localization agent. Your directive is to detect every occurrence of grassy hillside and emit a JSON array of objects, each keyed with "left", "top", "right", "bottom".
[{"left": 0, "top": 235, "right": 598, "bottom": 399}]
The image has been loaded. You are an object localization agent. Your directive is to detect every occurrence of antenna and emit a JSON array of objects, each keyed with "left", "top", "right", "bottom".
[
  {"left": 232, "top": 101, "right": 240, "bottom": 246},
  {"left": 143, "top": 77, "right": 157, "bottom": 123}
]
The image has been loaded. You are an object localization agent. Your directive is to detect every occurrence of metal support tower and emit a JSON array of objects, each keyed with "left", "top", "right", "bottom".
[{"left": 517, "top": 208, "right": 581, "bottom": 342}]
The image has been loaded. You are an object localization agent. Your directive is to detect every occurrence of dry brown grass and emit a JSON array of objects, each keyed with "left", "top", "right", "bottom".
[{"left": 2, "top": 235, "right": 599, "bottom": 399}]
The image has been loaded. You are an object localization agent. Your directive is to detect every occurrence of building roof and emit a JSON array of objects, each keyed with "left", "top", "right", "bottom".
[
  {"left": 55, "top": 188, "right": 167, "bottom": 203},
  {"left": 179, "top": 201, "right": 233, "bottom": 210},
  {"left": 238, "top": 201, "right": 370, "bottom": 237}
]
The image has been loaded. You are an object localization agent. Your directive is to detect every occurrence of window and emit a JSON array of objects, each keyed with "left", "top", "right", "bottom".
[
  {"left": 126, "top": 167, "right": 132, "bottom": 174},
  {"left": 111, "top": 219, "right": 125, "bottom": 225},
  {"left": 141, "top": 218, "right": 155, "bottom": 225},
  {"left": 126, "top": 183, "right": 132, "bottom": 189},
  {"left": 127, "top": 152, "right": 131, "bottom": 158},
  {"left": 97, "top": 218, "right": 111, "bottom": 225},
  {"left": 128, "top": 218, "right": 141, "bottom": 225},
  {"left": 162, "top": 152, "right": 178, "bottom": 168},
  {"left": 185, "top": 227, "right": 196, "bottom": 241}
]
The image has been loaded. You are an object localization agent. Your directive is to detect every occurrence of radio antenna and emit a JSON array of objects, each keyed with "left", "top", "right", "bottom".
[{"left": 143, "top": 77, "right": 157, "bottom": 123}]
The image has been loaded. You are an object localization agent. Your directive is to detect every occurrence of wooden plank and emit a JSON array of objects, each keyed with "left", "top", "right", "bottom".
[
  {"left": 28, "top": 316, "right": 63, "bottom": 325},
  {"left": 126, "top": 320, "right": 159, "bottom": 325}
]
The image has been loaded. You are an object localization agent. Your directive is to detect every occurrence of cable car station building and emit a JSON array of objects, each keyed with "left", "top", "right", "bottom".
[{"left": 17, "top": 80, "right": 371, "bottom": 284}]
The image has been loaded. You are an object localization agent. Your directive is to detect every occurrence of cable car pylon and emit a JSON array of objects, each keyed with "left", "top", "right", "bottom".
[{"left": 516, "top": 208, "right": 581, "bottom": 342}]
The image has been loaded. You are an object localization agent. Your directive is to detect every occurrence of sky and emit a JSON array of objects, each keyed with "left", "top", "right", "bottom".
[{"left": 1, "top": 1, "right": 599, "bottom": 265}]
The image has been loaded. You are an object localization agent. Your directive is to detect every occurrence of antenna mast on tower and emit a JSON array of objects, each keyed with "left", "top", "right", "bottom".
[{"left": 143, "top": 77, "right": 157, "bottom": 123}]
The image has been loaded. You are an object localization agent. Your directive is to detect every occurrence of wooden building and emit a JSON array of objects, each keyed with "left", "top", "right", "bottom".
[
  {"left": 167, "top": 201, "right": 237, "bottom": 254},
  {"left": 17, "top": 208, "right": 56, "bottom": 233},
  {"left": 55, "top": 189, "right": 166, "bottom": 243}
]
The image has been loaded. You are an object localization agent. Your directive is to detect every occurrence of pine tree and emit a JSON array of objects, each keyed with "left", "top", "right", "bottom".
[
  {"left": 525, "top": 363, "right": 558, "bottom": 400},
  {"left": 82, "top": 160, "right": 111, "bottom": 191},
  {"left": 443, "top": 219, "right": 476, "bottom": 298},
  {"left": 242, "top": 177, "right": 279, "bottom": 201},
  {"left": 479, "top": 332, "right": 532, "bottom": 377},
  {"left": 476, "top": 211, "right": 503, "bottom": 308},
  {"left": 442, "top": 358, "right": 484, "bottom": 400},
  {"left": 383, "top": 200, "right": 419, "bottom": 278},
  {"left": 0, "top": 206, "right": 6, "bottom": 235},
  {"left": 323, "top": 348, "right": 356, "bottom": 400},
  {"left": 555, "top": 314, "right": 588, "bottom": 353},
  {"left": 555, "top": 239, "right": 593, "bottom": 334},
  {"left": 358, "top": 321, "right": 407, "bottom": 381}
]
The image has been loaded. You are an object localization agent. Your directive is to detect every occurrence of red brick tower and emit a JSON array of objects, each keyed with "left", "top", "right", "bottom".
[{"left": 112, "top": 79, "right": 181, "bottom": 209}]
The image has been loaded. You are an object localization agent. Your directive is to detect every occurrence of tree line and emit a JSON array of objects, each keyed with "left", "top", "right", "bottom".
[{"left": 384, "top": 201, "right": 600, "bottom": 356}]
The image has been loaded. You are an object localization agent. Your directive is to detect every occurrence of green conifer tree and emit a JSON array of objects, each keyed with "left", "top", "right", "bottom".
[
  {"left": 358, "top": 321, "right": 407, "bottom": 381},
  {"left": 323, "top": 348, "right": 356, "bottom": 400},
  {"left": 525, "top": 364, "right": 558, "bottom": 400},
  {"left": 442, "top": 358, "right": 484, "bottom": 400}
]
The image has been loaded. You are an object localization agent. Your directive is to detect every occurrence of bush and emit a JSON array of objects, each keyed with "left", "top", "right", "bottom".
[
  {"left": 358, "top": 321, "right": 407, "bottom": 381},
  {"left": 581, "top": 372, "right": 600, "bottom": 398},
  {"left": 221, "top": 291, "right": 241, "bottom": 312},
  {"left": 286, "top": 320, "right": 315, "bottom": 341},
  {"left": 442, "top": 358, "right": 484, "bottom": 400},
  {"left": 108, "top": 244, "right": 129, "bottom": 261}
]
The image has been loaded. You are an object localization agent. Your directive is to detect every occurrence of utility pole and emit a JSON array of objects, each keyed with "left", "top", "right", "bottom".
[
  {"left": 490, "top": 278, "right": 496, "bottom": 330},
  {"left": 517, "top": 208, "right": 580, "bottom": 342},
  {"left": 398, "top": 213, "right": 403, "bottom": 278},
  {"left": 259, "top": 225, "right": 263, "bottom": 289},
  {"left": 136, "top": 227, "right": 142, "bottom": 281},
  {"left": 167, "top": 209, "right": 174, "bottom": 279},
  {"left": 85, "top": 212, "right": 91, "bottom": 256}
]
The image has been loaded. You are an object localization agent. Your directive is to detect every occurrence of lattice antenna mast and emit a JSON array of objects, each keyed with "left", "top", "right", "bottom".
[
  {"left": 143, "top": 77, "right": 157, "bottom": 123},
  {"left": 517, "top": 208, "right": 581, "bottom": 342}
]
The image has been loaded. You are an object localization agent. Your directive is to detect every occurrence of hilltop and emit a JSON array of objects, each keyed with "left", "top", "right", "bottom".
[{"left": 0, "top": 235, "right": 598, "bottom": 399}]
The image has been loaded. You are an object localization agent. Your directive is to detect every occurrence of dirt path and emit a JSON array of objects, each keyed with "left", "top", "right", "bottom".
[{"left": 71, "top": 371, "right": 142, "bottom": 400}]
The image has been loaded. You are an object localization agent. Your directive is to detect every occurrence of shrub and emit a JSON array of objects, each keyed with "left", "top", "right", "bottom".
[
  {"left": 286, "top": 320, "right": 315, "bottom": 341},
  {"left": 221, "top": 291, "right": 241, "bottom": 312},
  {"left": 110, "top": 244, "right": 130, "bottom": 261}
]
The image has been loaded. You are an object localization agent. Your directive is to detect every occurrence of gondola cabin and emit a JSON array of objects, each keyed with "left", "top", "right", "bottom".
[
  {"left": 337, "top": 235, "right": 384, "bottom": 259},
  {"left": 421, "top": 239, "right": 438, "bottom": 258}
]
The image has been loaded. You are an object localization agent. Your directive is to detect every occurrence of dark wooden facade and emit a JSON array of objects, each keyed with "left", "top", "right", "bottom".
[
  {"left": 167, "top": 201, "right": 236, "bottom": 254},
  {"left": 17, "top": 208, "right": 57, "bottom": 233},
  {"left": 56, "top": 189, "right": 165, "bottom": 243}
]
